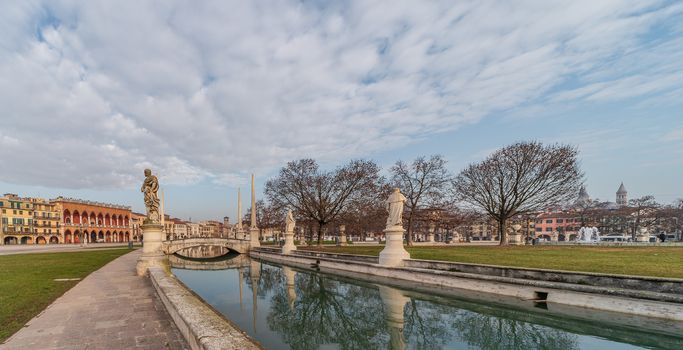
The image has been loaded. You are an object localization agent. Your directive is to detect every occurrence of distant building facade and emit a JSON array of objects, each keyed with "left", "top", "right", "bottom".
[
  {"left": 30, "top": 198, "right": 61, "bottom": 244},
  {"left": 53, "top": 197, "right": 132, "bottom": 244},
  {"left": 1, "top": 194, "right": 37, "bottom": 245},
  {"left": 130, "top": 212, "right": 146, "bottom": 242}
]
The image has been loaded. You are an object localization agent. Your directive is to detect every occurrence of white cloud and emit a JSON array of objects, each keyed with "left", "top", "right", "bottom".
[
  {"left": 0, "top": 0, "right": 681, "bottom": 189},
  {"left": 663, "top": 128, "right": 683, "bottom": 142}
]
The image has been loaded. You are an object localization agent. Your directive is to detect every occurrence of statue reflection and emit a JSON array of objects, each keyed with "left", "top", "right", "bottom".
[
  {"left": 378, "top": 285, "right": 410, "bottom": 350},
  {"left": 282, "top": 266, "right": 297, "bottom": 311}
]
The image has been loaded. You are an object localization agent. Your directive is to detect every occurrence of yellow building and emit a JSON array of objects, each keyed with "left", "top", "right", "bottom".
[
  {"left": 30, "top": 198, "right": 61, "bottom": 244},
  {"left": 1, "top": 193, "right": 35, "bottom": 245}
]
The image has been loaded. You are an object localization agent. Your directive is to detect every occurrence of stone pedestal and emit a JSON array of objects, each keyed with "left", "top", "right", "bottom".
[
  {"left": 337, "top": 225, "right": 347, "bottom": 246},
  {"left": 636, "top": 227, "right": 649, "bottom": 242},
  {"left": 427, "top": 223, "right": 436, "bottom": 243},
  {"left": 249, "top": 227, "right": 260, "bottom": 248},
  {"left": 379, "top": 226, "right": 410, "bottom": 266},
  {"left": 282, "top": 229, "right": 296, "bottom": 254},
  {"left": 508, "top": 233, "right": 523, "bottom": 245},
  {"left": 137, "top": 222, "right": 167, "bottom": 276},
  {"left": 508, "top": 224, "right": 524, "bottom": 246}
]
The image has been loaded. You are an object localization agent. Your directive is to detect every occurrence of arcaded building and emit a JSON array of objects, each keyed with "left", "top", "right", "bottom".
[{"left": 52, "top": 197, "right": 132, "bottom": 244}]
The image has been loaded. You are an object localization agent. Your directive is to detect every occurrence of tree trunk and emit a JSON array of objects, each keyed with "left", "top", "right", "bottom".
[
  {"left": 498, "top": 218, "right": 508, "bottom": 245},
  {"left": 317, "top": 222, "right": 324, "bottom": 246},
  {"left": 406, "top": 213, "right": 414, "bottom": 247}
]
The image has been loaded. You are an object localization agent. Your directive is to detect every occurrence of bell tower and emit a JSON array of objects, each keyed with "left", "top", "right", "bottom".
[{"left": 616, "top": 182, "right": 628, "bottom": 206}]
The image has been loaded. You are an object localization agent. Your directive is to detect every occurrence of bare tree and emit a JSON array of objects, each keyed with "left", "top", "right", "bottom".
[
  {"left": 336, "top": 183, "right": 390, "bottom": 242},
  {"left": 627, "top": 195, "right": 660, "bottom": 240},
  {"left": 245, "top": 200, "right": 285, "bottom": 241},
  {"left": 265, "top": 159, "right": 383, "bottom": 245},
  {"left": 391, "top": 155, "right": 450, "bottom": 246},
  {"left": 452, "top": 141, "right": 583, "bottom": 245}
]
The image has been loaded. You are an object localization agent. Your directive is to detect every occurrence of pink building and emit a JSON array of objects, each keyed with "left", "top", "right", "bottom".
[{"left": 534, "top": 212, "right": 582, "bottom": 241}]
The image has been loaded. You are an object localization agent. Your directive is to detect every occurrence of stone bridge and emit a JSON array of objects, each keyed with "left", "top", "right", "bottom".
[
  {"left": 161, "top": 238, "right": 252, "bottom": 255},
  {"left": 168, "top": 254, "right": 249, "bottom": 270}
]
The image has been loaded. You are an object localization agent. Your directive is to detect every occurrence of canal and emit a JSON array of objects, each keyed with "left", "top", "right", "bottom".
[{"left": 171, "top": 247, "right": 683, "bottom": 350}]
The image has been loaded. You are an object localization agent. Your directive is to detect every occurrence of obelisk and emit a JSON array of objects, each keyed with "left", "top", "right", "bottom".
[
  {"left": 236, "top": 188, "right": 243, "bottom": 239},
  {"left": 249, "top": 174, "right": 260, "bottom": 247}
]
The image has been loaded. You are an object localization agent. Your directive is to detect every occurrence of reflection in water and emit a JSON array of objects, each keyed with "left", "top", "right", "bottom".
[
  {"left": 378, "top": 286, "right": 409, "bottom": 350},
  {"left": 172, "top": 258, "right": 683, "bottom": 350},
  {"left": 283, "top": 266, "right": 297, "bottom": 311},
  {"left": 250, "top": 259, "right": 260, "bottom": 333},
  {"left": 175, "top": 245, "right": 233, "bottom": 259}
]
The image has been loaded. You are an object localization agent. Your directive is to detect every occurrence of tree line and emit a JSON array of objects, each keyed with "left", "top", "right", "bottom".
[{"left": 245, "top": 141, "right": 681, "bottom": 245}]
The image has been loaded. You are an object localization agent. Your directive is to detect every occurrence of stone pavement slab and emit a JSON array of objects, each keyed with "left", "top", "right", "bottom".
[{"left": 1, "top": 250, "right": 188, "bottom": 350}]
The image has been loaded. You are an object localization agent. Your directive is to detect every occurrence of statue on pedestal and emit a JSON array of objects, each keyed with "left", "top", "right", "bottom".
[
  {"left": 386, "top": 188, "right": 407, "bottom": 228},
  {"left": 141, "top": 169, "right": 160, "bottom": 223},
  {"left": 282, "top": 209, "right": 297, "bottom": 254},
  {"left": 136, "top": 168, "right": 165, "bottom": 276},
  {"left": 285, "top": 209, "right": 295, "bottom": 233},
  {"left": 379, "top": 188, "right": 411, "bottom": 266}
]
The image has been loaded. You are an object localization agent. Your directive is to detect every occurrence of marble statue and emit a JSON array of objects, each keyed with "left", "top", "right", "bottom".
[
  {"left": 285, "top": 209, "right": 295, "bottom": 233},
  {"left": 141, "top": 169, "right": 160, "bottom": 223},
  {"left": 386, "top": 188, "right": 407, "bottom": 228}
]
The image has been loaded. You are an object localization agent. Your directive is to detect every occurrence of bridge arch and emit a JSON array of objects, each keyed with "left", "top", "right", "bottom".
[{"left": 162, "top": 238, "right": 250, "bottom": 255}]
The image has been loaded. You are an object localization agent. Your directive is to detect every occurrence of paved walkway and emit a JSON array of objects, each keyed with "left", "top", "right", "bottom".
[{"left": 1, "top": 250, "right": 188, "bottom": 350}]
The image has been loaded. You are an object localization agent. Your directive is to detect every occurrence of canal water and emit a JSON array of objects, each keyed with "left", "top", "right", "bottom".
[{"left": 171, "top": 247, "right": 683, "bottom": 350}]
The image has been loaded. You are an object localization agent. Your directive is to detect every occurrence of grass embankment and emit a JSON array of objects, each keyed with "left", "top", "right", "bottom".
[
  {"left": 0, "top": 248, "right": 133, "bottom": 342},
  {"left": 300, "top": 245, "right": 683, "bottom": 279}
]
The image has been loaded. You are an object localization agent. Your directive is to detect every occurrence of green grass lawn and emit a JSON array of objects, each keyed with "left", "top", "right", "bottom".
[
  {"left": 300, "top": 245, "right": 683, "bottom": 279},
  {"left": 0, "top": 248, "right": 133, "bottom": 342}
]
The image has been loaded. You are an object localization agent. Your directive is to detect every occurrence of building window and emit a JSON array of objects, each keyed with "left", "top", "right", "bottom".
[
  {"left": 557, "top": 219, "right": 564, "bottom": 223},
  {"left": 545, "top": 219, "right": 553, "bottom": 224},
  {"left": 545, "top": 227, "right": 552, "bottom": 232},
  {"left": 535, "top": 227, "right": 542, "bottom": 232}
]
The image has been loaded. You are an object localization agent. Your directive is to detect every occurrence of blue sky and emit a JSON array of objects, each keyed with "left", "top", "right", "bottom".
[{"left": 1, "top": 1, "right": 682, "bottom": 220}]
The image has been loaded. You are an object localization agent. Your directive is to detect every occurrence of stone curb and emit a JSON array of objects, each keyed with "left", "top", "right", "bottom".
[
  {"left": 148, "top": 267, "right": 263, "bottom": 350},
  {"left": 251, "top": 249, "right": 683, "bottom": 321},
  {"left": 278, "top": 248, "right": 683, "bottom": 294}
]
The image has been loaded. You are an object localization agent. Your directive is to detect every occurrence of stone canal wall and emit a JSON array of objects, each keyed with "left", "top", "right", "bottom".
[
  {"left": 404, "top": 259, "right": 683, "bottom": 295},
  {"left": 250, "top": 248, "right": 683, "bottom": 322},
  {"left": 148, "top": 267, "right": 262, "bottom": 350}
]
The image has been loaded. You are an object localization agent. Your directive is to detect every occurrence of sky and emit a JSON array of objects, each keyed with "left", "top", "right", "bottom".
[{"left": 1, "top": 0, "right": 682, "bottom": 220}]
